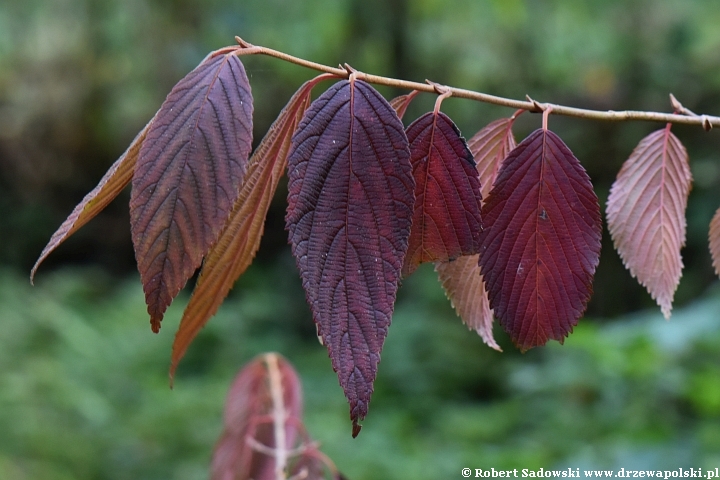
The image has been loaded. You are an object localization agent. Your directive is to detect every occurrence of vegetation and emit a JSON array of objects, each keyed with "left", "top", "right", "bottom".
[
  {"left": 4, "top": 265, "right": 720, "bottom": 478},
  {"left": 3, "top": 0, "right": 720, "bottom": 478}
]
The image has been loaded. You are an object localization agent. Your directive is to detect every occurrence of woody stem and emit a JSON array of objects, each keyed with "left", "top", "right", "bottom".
[{"left": 233, "top": 37, "right": 720, "bottom": 130}]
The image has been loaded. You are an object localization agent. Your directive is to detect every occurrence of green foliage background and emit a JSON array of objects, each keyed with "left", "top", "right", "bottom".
[
  {"left": 2, "top": 0, "right": 720, "bottom": 478},
  {"left": 5, "top": 265, "right": 720, "bottom": 479}
]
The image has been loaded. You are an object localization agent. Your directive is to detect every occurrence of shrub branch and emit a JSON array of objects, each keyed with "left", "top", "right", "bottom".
[{"left": 233, "top": 36, "right": 719, "bottom": 131}]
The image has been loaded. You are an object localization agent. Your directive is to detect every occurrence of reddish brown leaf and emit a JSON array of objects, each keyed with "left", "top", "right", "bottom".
[
  {"left": 286, "top": 78, "right": 414, "bottom": 436},
  {"left": 402, "top": 110, "right": 482, "bottom": 277},
  {"left": 31, "top": 120, "right": 152, "bottom": 283},
  {"left": 434, "top": 116, "right": 518, "bottom": 350},
  {"left": 389, "top": 90, "right": 420, "bottom": 120},
  {"left": 468, "top": 116, "right": 519, "bottom": 199},
  {"left": 606, "top": 125, "right": 691, "bottom": 318},
  {"left": 211, "top": 353, "right": 303, "bottom": 480},
  {"left": 435, "top": 255, "right": 499, "bottom": 349},
  {"left": 170, "top": 74, "right": 336, "bottom": 379},
  {"left": 212, "top": 353, "right": 344, "bottom": 480},
  {"left": 710, "top": 206, "right": 720, "bottom": 277},
  {"left": 130, "top": 51, "right": 253, "bottom": 332},
  {"left": 478, "top": 128, "right": 602, "bottom": 351}
]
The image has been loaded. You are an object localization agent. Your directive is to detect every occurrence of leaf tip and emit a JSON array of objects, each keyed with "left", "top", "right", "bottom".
[
  {"left": 169, "top": 360, "right": 179, "bottom": 386},
  {"left": 352, "top": 420, "right": 362, "bottom": 438},
  {"left": 30, "top": 251, "right": 50, "bottom": 285},
  {"left": 151, "top": 316, "right": 162, "bottom": 333}
]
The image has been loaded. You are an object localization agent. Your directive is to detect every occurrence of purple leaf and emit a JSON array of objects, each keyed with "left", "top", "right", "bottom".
[
  {"left": 286, "top": 79, "right": 414, "bottom": 436},
  {"left": 130, "top": 50, "right": 253, "bottom": 332}
]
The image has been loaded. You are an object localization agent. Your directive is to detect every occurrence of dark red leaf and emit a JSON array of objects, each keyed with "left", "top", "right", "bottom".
[
  {"left": 130, "top": 50, "right": 253, "bottom": 332},
  {"left": 31, "top": 120, "right": 152, "bottom": 283},
  {"left": 402, "top": 111, "right": 482, "bottom": 277},
  {"left": 170, "top": 74, "right": 336, "bottom": 380},
  {"left": 286, "top": 78, "right": 414, "bottom": 436},
  {"left": 478, "top": 128, "right": 601, "bottom": 351}
]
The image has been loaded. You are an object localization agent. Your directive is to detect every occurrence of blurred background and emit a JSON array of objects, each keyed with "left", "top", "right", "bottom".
[{"left": 2, "top": 0, "right": 720, "bottom": 478}]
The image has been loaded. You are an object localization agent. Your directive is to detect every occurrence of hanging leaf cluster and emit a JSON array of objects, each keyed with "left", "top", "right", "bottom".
[{"left": 32, "top": 43, "right": 714, "bottom": 436}]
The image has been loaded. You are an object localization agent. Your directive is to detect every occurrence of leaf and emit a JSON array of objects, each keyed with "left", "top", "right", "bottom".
[
  {"left": 30, "top": 120, "right": 152, "bottom": 283},
  {"left": 434, "top": 116, "right": 518, "bottom": 350},
  {"left": 286, "top": 78, "right": 414, "bottom": 436},
  {"left": 130, "top": 50, "right": 253, "bottom": 332},
  {"left": 170, "top": 74, "right": 336, "bottom": 379},
  {"left": 710, "top": 206, "right": 720, "bottom": 277},
  {"left": 606, "top": 125, "right": 691, "bottom": 318},
  {"left": 435, "top": 256, "right": 498, "bottom": 348},
  {"left": 478, "top": 128, "right": 602, "bottom": 351},
  {"left": 211, "top": 353, "right": 303, "bottom": 480},
  {"left": 389, "top": 90, "right": 420, "bottom": 120},
  {"left": 211, "top": 353, "right": 344, "bottom": 480},
  {"left": 402, "top": 110, "right": 482, "bottom": 277},
  {"left": 467, "top": 116, "right": 519, "bottom": 199}
]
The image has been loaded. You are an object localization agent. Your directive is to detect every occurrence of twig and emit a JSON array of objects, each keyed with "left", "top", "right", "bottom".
[
  {"left": 670, "top": 93, "right": 713, "bottom": 131},
  {"left": 232, "top": 36, "right": 720, "bottom": 130}
]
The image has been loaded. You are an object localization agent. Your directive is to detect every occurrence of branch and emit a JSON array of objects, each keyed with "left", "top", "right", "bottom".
[{"left": 233, "top": 36, "right": 719, "bottom": 131}]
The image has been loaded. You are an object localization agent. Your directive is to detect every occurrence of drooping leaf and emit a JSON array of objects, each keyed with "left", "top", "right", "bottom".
[
  {"left": 606, "top": 125, "right": 691, "bottom": 318},
  {"left": 31, "top": 120, "right": 153, "bottom": 283},
  {"left": 478, "top": 128, "right": 602, "bottom": 351},
  {"left": 389, "top": 90, "right": 420, "bottom": 120},
  {"left": 170, "top": 74, "right": 336, "bottom": 379},
  {"left": 130, "top": 50, "right": 253, "bottom": 332},
  {"left": 286, "top": 79, "right": 414, "bottom": 436},
  {"left": 402, "top": 110, "right": 482, "bottom": 277},
  {"left": 434, "top": 116, "right": 518, "bottom": 350},
  {"left": 211, "top": 353, "right": 303, "bottom": 480},
  {"left": 710, "top": 206, "right": 720, "bottom": 277}
]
